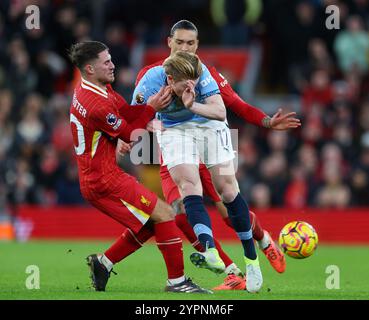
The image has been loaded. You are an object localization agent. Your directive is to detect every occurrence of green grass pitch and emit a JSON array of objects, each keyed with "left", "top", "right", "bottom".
[{"left": 1, "top": 240, "right": 368, "bottom": 300}]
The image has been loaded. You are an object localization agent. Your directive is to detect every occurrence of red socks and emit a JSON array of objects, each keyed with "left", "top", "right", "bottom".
[
  {"left": 223, "top": 216, "right": 233, "bottom": 228},
  {"left": 105, "top": 220, "right": 185, "bottom": 280},
  {"left": 104, "top": 224, "right": 154, "bottom": 263},
  {"left": 249, "top": 211, "right": 265, "bottom": 241},
  {"left": 213, "top": 238, "right": 233, "bottom": 267},
  {"left": 175, "top": 214, "right": 204, "bottom": 252},
  {"left": 154, "top": 221, "right": 184, "bottom": 279}
]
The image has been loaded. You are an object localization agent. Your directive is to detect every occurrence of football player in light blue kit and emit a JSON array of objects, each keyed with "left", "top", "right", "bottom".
[{"left": 132, "top": 51, "right": 263, "bottom": 293}]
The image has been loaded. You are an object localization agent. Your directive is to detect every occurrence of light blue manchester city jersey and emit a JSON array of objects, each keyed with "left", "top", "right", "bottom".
[{"left": 131, "top": 64, "right": 220, "bottom": 127}]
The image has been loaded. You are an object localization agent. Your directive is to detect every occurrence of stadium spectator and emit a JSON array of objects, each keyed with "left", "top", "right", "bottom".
[
  {"left": 315, "top": 163, "right": 351, "bottom": 208},
  {"left": 55, "top": 158, "right": 84, "bottom": 205},
  {"left": 348, "top": 0, "right": 369, "bottom": 21},
  {"left": 114, "top": 67, "right": 136, "bottom": 102},
  {"left": 266, "top": 130, "right": 289, "bottom": 153},
  {"left": 302, "top": 69, "right": 334, "bottom": 113},
  {"left": 334, "top": 15, "right": 369, "bottom": 76},
  {"left": 36, "top": 145, "right": 60, "bottom": 204},
  {"left": 284, "top": 164, "right": 309, "bottom": 209},
  {"left": 250, "top": 183, "right": 271, "bottom": 209},
  {"left": 0, "top": 89, "right": 14, "bottom": 155},
  {"left": 259, "top": 152, "right": 289, "bottom": 206},
  {"left": 73, "top": 18, "right": 91, "bottom": 43},
  {"left": 7, "top": 158, "right": 38, "bottom": 204},
  {"left": 8, "top": 49, "right": 38, "bottom": 103},
  {"left": 104, "top": 23, "right": 130, "bottom": 70},
  {"left": 289, "top": 37, "right": 334, "bottom": 93},
  {"left": 350, "top": 145, "right": 369, "bottom": 205},
  {"left": 210, "top": 0, "right": 262, "bottom": 46}
]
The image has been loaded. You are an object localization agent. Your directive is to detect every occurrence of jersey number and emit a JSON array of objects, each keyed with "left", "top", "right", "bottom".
[
  {"left": 217, "top": 128, "right": 230, "bottom": 149},
  {"left": 70, "top": 114, "right": 85, "bottom": 155}
]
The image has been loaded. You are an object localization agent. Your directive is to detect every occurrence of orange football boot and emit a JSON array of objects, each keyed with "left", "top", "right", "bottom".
[
  {"left": 262, "top": 231, "right": 286, "bottom": 273},
  {"left": 212, "top": 274, "right": 246, "bottom": 291}
]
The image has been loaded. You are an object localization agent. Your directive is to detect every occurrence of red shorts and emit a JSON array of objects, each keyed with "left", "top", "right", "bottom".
[
  {"left": 160, "top": 163, "right": 221, "bottom": 205},
  {"left": 83, "top": 172, "right": 158, "bottom": 234}
]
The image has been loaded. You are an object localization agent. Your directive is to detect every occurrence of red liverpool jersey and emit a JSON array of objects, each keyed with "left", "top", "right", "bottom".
[{"left": 70, "top": 77, "right": 155, "bottom": 199}]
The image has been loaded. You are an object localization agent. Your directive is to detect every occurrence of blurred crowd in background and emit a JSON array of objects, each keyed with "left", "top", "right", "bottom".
[{"left": 0, "top": 0, "right": 369, "bottom": 214}]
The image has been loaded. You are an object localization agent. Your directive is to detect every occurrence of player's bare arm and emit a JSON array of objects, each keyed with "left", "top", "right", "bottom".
[{"left": 182, "top": 80, "right": 226, "bottom": 121}]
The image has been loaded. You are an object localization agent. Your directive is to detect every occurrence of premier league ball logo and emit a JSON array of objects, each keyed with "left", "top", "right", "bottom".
[
  {"left": 106, "top": 113, "right": 118, "bottom": 126},
  {"left": 135, "top": 92, "right": 145, "bottom": 104}
]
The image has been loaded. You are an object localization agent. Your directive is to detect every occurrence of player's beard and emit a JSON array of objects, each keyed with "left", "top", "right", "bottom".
[
  {"left": 109, "top": 72, "right": 115, "bottom": 83},
  {"left": 100, "top": 73, "right": 114, "bottom": 85}
]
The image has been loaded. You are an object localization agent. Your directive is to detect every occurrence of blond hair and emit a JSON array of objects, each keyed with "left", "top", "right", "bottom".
[{"left": 163, "top": 51, "right": 203, "bottom": 81}]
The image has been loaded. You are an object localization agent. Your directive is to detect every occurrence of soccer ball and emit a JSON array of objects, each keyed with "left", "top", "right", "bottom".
[{"left": 278, "top": 221, "right": 318, "bottom": 259}]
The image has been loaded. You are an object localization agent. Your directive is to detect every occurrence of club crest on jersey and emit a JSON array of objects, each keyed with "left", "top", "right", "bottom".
[
  {"left": 135, "top": 92, "right": 145, "bottom": 104},
  {"left": 140, "top": 195, "right": 151, "bottom": 207},
  {"left": 106, "top": 113, "right": 118, "bottom": 126}
]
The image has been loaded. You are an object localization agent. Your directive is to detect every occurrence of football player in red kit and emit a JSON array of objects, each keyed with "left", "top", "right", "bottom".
[
  {"left": 130, "top": 20, "right": 300, "bottom": 290},
  {"left": 68, "top": 40, "right": 212, "bottom": 293}
]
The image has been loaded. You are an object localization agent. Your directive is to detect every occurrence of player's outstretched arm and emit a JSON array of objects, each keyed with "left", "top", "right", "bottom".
[
  {"left": 226, "top": 95, "right": 301, "bottom": 131},
  {"left": 264, "top": 108, "right": 301, "bottom": 130}
]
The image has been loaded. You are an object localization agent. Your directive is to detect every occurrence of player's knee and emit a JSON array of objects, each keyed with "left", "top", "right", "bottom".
[
  {"left": 177, "top": 178, "right": 201, "bottom": 196},
  {"left": 219, "top": 183, "right": 238, "bottom": 203}
]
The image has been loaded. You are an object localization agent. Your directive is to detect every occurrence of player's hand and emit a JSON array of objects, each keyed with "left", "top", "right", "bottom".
[
  {"left": 270, "top": 108, "right": 301, "bottom": 130},
  {"left": 182, "top": 80, "right": 196, "bottom": 109},
  {"left": 147, "top": 86, "right": 172, "bottom": 111},
  {"left": 117, "top": 139, "right": 133, "bottom": 155},
  {"left": 146, "top": 119, "right": 165, "bottom": 132}
]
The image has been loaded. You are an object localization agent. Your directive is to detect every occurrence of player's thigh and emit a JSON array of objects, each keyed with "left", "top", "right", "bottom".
[
  {"left": 88, "top": 175, "right": 158, "bottom": 234},
  {"left": 156, "top": 127, "right": 199, "bottom": 169}
]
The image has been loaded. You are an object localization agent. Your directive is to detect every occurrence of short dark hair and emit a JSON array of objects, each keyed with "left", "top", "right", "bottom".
[
  {"left": 169, "top": 20, "right": 198, "bottom": 37},
  {"left": 68, "top": 41, "right": 108, "bottom": 70}
]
